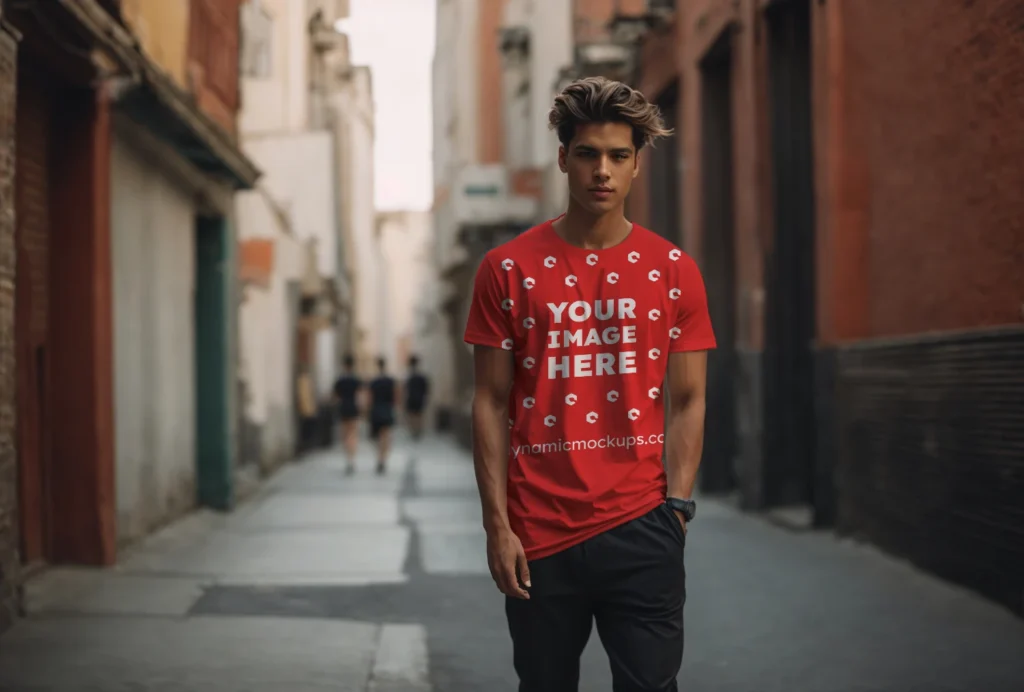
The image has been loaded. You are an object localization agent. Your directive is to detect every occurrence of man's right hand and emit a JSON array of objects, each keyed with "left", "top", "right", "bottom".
[{"left": 486, "top": 528, "right": 531, "bottom": 599}]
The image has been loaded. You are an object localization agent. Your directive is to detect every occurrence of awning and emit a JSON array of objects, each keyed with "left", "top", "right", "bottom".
[{"left": 56, "top": 0, "right": 260, "bottom": 190}]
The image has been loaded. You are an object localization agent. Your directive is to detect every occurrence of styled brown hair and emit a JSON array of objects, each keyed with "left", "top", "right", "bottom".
[{"left": 548, "top": 76, "right": 672, "bottom": 151}]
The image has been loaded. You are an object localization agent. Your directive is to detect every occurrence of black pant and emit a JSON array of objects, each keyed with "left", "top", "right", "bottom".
[{"left": 506, "top": 503, "right": 687, "bottom": 692}]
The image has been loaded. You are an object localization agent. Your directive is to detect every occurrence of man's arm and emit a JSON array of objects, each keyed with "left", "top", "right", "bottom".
[
  {"left": 472, "top": 345, "right": 530, "bottom": 599},
  {"left": 665, "top": 351, "right": 709, "bottom": 511}
]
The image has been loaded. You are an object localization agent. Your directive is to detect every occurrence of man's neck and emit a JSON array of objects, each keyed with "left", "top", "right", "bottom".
[{"left": 554, "top": 201, "right": 632, "bottom": 250}]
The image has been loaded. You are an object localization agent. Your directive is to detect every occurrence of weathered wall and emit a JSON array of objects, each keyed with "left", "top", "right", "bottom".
[
  {"left": 110, "top": 131, "right": 198, "bottom": 545},
  {"left": 0, "top": 19, "right": 20, "bottom": 634},
  {"left": 235, "top": 190, "right": 306, "bottom": 471}
]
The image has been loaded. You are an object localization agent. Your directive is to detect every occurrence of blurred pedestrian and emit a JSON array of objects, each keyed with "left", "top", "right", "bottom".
[
  {"left": 332, "top": 354, "right": 362, "bottom": 475},
  {"left": 464, "top": 77, "right": 716, "bottom": 691},
  {"left": 403, "top": 354, "right": 430, "bottom": 440},
  {"left": 368, "top": 356, "right": 397, "bottom": 475}
]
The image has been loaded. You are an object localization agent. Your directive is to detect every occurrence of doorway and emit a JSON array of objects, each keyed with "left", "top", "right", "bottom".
[
  {"left": 699, "top": 33, "right": 738, "bottom": 494},
  {"left": 763, "top": 0, "right": 817, "bottom": 509},
  {"left": 195, "top": 216, "right": 234, "bottom": 510}
]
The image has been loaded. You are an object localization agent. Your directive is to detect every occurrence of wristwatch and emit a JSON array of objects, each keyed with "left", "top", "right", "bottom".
[{"left": 666, "top": 497, "right": 696, "bottom": 522}]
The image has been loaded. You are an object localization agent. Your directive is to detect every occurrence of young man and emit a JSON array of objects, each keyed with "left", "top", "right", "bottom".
[
  {"left": 464, "top": 77, "right": 716, "bottom": 691},
  {"left": 332, "top": 354, "right": 363, "bottom": 475},
  {"left": 403, "top": 355, "right": 430, "bottom": 440},
  {"left": 368, "top": 357, "right": 398, "bottom": 475}
]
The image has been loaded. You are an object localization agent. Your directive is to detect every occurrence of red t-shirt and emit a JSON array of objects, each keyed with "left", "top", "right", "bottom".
[{"left": 463, "top": 218, "right": 716, "bottom": 561}]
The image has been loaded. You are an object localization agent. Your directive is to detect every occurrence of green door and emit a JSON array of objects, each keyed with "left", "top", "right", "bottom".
[{"left": 195, "top": 216, "right": 234, "bottom": 510}]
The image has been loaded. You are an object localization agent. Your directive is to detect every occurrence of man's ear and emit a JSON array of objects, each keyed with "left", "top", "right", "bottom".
[
  {"left": 558, "top": 146, "right": 568, "bottom": 173},
  {"left": 632, "top": 150, "right": 641, "bottom": 179}
]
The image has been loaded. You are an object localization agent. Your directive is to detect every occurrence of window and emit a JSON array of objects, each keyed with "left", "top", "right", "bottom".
[{"left": 240, "top": 0, "right": 273, "bottom": 79}]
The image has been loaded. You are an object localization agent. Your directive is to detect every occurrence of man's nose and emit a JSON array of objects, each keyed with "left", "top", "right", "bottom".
[{"left": 594, "top": 157, "right": 611, "bottom": 179}]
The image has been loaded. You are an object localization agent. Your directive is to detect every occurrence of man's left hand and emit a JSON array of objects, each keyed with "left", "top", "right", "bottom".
[{"left": 672, "top": 509, "right": 688, "bottom": 535}]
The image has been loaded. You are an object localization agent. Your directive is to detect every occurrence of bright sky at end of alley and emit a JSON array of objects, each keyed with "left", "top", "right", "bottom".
[{"left": 337, "top": 0, "right": 437, "bottom": 213}]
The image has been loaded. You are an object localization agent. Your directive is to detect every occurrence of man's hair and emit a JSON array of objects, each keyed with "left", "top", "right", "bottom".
[
  {"left": 377, "top": 356, "right": 386, "bottom": 372},
  {"left": 408, "top": 354, "right": 420, "bottom": 368},
  {"left": 342, "top": 354, "right": 355, "bottom": 369},
  {"left": 548, "top": 76, "right": 672, "bottom": 151}
]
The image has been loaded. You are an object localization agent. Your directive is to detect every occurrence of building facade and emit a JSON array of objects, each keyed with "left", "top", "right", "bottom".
[
  {"left": 617, "top": 0, "right": 1024, "bottom": 615},
  {"left": 377, "top": 210, "right": 435, "bottom": 384},
  {"left": 236, "top": 0, "right": 360, "bottom": 467},
  {"left": 328, "top": 61, "right": 378, "bottom": 374},
  {"left": 0, "top": 0, "right": 259, "bottom": 633}
]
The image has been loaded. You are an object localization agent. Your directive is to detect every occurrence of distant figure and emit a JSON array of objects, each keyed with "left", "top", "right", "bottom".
[
  {"left": 368, "top": 357, "right": 397, "bottom": 474},
  {"left": 404, "top": 355, "right": 430, "bottom": 440},
  {"left": 332, "top": 354, "right": 362, "bottom": 474}
]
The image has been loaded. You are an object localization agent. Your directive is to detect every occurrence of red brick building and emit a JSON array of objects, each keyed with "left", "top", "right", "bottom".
[{"left": 623, "top": 0, "right": 1024, "bottom": 614}]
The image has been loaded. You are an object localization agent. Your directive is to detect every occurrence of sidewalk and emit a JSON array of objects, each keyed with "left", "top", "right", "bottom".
[
  {"left": 1, "top": 432, "right": 1022, "bottom": 691},
  {"left": 0, "top": 435, "right": 432, "bottom": 692}
]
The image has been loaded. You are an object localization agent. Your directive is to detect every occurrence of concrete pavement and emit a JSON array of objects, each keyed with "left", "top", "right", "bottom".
[{"left": 1, "top": 431, "right": 1023, "bottom": 691}]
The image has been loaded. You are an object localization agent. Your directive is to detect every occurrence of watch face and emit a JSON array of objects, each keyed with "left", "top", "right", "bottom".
[{"left": 668, "top": 498, "right": 696, "bottom": 521}]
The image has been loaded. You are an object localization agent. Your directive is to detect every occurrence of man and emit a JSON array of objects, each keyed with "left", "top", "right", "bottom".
[
  {"left": 403, "top": 355, "right": 430, "bottom": 440},
  {"left": 368, "top": 356, "right": 397, "bottom": 475},
  {"left": 332, "top": 354, "right": 362, "bottom": 475},
  {"left": 464, "top": 77, "right": 716, "bottom": 692}
]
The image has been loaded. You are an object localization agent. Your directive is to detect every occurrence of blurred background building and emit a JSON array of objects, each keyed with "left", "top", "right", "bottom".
[
  {"left": 235, "top": 0, "right": 362, "bottom": 472},
  {"left": 428, "top": 0, "right": 1024, "bottom": 617}
]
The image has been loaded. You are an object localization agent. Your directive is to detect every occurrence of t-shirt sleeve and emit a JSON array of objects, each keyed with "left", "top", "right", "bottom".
[
  {"left": 464, "top": 254, "right": 514, "bottom": 349},
  {"left": 671, "top": 255, "right": 717, "bottom": 353}
]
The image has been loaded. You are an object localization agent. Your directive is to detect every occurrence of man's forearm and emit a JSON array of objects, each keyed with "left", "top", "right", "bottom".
[
  {"left": 472, "top": 394, "right": 511, "bottom": 534},
  {"left": 665, "top": 398, "right": 706, "bottom": 498}
]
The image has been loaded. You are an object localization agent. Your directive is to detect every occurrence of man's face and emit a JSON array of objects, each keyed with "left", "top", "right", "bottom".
[{"left": 558, "top": 122, "right": 639, "bottom": 216}]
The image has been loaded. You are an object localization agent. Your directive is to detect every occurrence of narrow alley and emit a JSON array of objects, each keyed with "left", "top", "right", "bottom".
[{"left": 1, "top": 433, "right": 1021, "bottom": 692}]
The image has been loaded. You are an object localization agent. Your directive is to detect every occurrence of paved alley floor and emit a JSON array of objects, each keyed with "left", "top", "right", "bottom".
[{"left": 1, "top": 432, "right": 1023, "bottom": 691}]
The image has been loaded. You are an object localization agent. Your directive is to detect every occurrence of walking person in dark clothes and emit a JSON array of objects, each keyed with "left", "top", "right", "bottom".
[
  {"left": 332, "top": 354, "right": 362, "bottom": 475},
  {"left": 368, "top": 357, "right": 398, "bottom": 475},
  {"left": 404, "top": 355, "right": 430, "bottom": 440},
  {"left": 465, "top": 77, "right": 715, "bottom": 691}
]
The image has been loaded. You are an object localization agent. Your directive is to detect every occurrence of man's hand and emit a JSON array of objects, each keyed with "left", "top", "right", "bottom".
[
  {"left": 486, "top": 528, "right": 531, "bottom": 599},
  {"left": 672, "top": 509, "right": 688, "bottom": 535}
]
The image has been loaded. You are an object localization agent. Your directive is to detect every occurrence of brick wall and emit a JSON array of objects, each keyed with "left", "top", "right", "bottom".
[
  {"left": 832, "top": 0, "right": 1024, "bottom": 339},
  {"left": 0, "top": 22, "right": 21, "bottom": 634},
  {"left": 13, "top": 60, "right": 52, "bottom": 567},
  {"left": 835, "top": 327, "right": 1024, "bottom": 616}
]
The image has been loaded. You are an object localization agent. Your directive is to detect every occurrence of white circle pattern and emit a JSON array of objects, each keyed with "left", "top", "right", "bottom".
[{"left": 493, "top": 244, "right": 685, "bottom": 430}]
